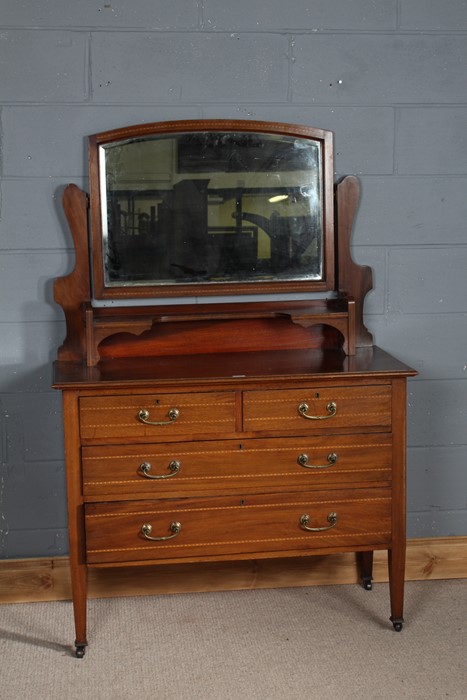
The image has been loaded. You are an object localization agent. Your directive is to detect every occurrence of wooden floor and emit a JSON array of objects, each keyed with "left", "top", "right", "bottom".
[{"left": 1, "top": 537, "right": 466, "bottom": 604}]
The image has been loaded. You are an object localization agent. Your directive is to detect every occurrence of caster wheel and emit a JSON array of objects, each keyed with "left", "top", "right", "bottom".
[
  {"left": 362, "top": 578, "right": 372, "bottom": 591},
  {"left": 75, "top": 645, "right": 86, "bottom": 658},
  {"left": 391, "top": 619, "right": 404, "bottom": 632}
]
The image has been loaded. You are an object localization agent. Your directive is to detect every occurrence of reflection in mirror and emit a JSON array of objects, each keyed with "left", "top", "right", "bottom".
[{"left": 100, "top": 132, "right": 323, "bottom": 288}]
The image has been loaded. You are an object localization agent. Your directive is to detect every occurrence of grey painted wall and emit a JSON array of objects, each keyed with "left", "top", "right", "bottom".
[{"left": 0, "top": 0, "right": 466, "bottom": 558}]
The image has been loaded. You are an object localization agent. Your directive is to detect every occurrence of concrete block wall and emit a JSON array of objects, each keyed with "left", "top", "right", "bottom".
[{"left": 0, "top": 1, "right": 466, "bottom": 557}]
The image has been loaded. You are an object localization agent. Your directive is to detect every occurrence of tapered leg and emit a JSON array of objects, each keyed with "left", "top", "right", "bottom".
[
  {"left": 62, "top": 391, "right": 88, "bottom": 657},
  {"left": 388, "top": 546, "right": 405, "bottom": 631},
  {"left": 70, "top": 561, "right": 88, "bottom": 657},
  {"left": 388, "top": 377, "right": 408, "bottom": 632},
  {"left": 68, "top": 498, "right": 88, "bottom": 657},
  {"left": 357, "top": 550, "right": 374, "bottom": 590}
]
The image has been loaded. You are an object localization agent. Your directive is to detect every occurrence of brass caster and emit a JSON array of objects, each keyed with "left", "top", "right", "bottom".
[
  {"left": 390, "top": 617, "right": 404, "bottom": 632},
  {"left": 75, "top": 643, "right": 87, "bottom": 658}
]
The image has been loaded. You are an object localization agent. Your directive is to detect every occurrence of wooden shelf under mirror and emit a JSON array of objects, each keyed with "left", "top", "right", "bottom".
[{"left": 52, "top": 119, "right": 416, "bottom": 657}]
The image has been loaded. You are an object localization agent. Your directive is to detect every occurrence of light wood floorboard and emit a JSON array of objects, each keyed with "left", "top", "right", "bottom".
[{"left": 1, "top": 537, "right": 466, "bottom": 604}]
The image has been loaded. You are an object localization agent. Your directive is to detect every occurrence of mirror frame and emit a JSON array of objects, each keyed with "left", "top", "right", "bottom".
[{"left": 89, "top": 119, "right": 335, "bottom": 300}]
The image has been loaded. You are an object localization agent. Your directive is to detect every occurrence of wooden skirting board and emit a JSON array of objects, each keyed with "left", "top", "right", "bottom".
[{"left": 1, "top": 537, "right": 466, "bottom": 605}]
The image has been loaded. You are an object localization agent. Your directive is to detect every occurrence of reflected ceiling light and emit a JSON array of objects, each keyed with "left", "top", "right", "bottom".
[{"left": 268, "top": 194, "right": 289, "bottom": 203}]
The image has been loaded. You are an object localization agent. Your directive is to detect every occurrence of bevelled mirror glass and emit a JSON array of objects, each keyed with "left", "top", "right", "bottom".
[{"left": 89, "top": 121, "right": 334, "bottom": 299}]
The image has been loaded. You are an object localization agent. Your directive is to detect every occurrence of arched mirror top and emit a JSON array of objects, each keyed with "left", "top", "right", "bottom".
[{"left": 89, "top": 120, "right": 335, "bottom": 300}]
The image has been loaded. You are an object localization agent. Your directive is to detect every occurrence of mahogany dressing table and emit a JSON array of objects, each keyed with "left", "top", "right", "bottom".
[{"left": 53, "top": 120, "right": 416, "bottom": 657}]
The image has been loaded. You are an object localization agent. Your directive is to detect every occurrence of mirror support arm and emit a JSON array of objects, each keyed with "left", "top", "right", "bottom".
[
  {"left": 54, "top": 184, "right": 92, "bottom": 362},
  {"left": 335, "top": 176, "right": 373, "bottom": 348}
]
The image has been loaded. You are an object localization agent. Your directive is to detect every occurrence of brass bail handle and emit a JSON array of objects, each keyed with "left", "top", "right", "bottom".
[
  {"left": 299, "top": 512, "right": 338, "bottom": 532},
  {"left": 139, "top": 460, "right": 181, "bottom": 480},
  {"left": 298, "top": 453, "right": 338, "bottom": 469},
  {"left": 140, "top": 522, "right": 182, "bottom": 542},
  {"left": 298, "top": 401, "right": 337, "bottom": 420},
  {"left": 138, "top": 407, "right": 180, "bottom": 426}
]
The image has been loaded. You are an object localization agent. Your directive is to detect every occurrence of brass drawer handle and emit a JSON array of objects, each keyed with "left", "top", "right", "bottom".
[
  {"left": 138, "top": 407, "right": 180, "bottom": 426},
  {"left": 299, "top": 512, "right": 338, "bottom": 532},
  {"left": 140, "top": 522, "right": 182, "bottom": 541},
  {"left": 298, "top": 453, "right": 338, "bottom": 469},
  {"left": 139, "top": 460, "right": 181, "bottom": 480},
  {"left": 298, "top": 401, "right": 337, "bottom": 420}
]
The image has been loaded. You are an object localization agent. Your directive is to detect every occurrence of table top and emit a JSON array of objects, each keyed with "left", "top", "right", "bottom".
[{"left": 53, "top": 346, "right": 417, "bottom": 390}]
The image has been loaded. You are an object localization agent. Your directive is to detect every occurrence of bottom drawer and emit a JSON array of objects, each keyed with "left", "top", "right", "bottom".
[{"left": 85, "top": 489, "right": 391, "bottom": 564}]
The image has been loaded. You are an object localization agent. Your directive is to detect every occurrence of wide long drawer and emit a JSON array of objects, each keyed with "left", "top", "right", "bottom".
[
  {"left": 82, "top": 434, "right": 393, "bottom": 499},
  {"left": 85, "top": 489, "right": 392, "bottom": 564},
  {"left": 79, "top": 391, "right": 236, "bottom": 440},
  {"left": 243, "top": 384, "right": 392, "bottom": 434}
]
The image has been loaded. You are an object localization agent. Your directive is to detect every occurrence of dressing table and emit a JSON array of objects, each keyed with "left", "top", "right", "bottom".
[{"left": 53, "top": 120, "right": 416, "bottom": 657}]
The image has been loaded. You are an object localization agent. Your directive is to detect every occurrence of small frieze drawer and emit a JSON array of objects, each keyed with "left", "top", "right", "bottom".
[
  {"left": 243, "top": 384, "right": 392, "bottom": 434},
  {"left": 85, "top": 488, "right": 391, "bottom": 564},
  {"left": 82, "top": 434, "right": 393, "bottom": 499},
  {"left": 79, "top": 391, "right": 236, "bottom": 440}
]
